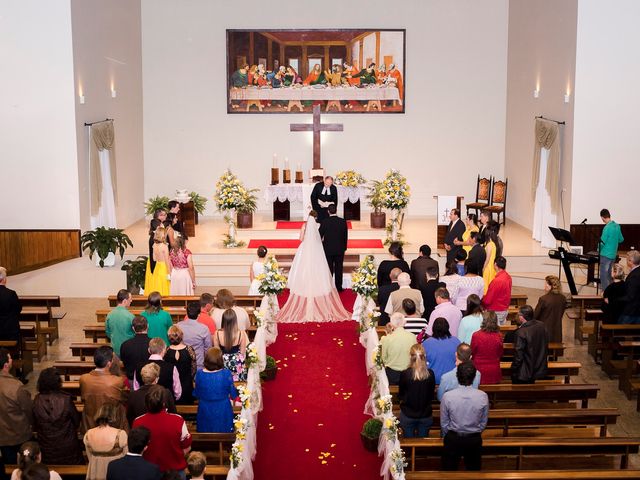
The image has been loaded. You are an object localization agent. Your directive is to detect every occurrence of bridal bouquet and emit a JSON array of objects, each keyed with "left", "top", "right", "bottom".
[
  {"left": 380, "top": 169, "right": 410, "bottom": 210},
  {"left": 351, "top": 255, "right": 378, "bottom": 298},
  {"left": 335, "top": 170, "right": 366, "bottom": 187},
  {"left": 213, "top": 169, "right": 247, "bottom": 211},
  {"left": 257, "top": 256, "right": 287, "bottom": 296}
]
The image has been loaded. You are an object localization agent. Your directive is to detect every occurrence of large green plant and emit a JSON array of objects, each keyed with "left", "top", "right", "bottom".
[
  {"left": 121, "top": 256, "right": 148, "bottom": 291},
  {"left": 144, "top": 196, "right": 170, "bottom": 216},
  {"left": 81, "top": 227, "right": 133, "bottom": 267},
  {"left": 188, "top": 192, "right": 208, "bottom": 215},
  {"left": 366, "top": 180, "right": 384, "bottom": 214},
  {"left": 237, "top": 188, "right": 260, "bottom": 214}
]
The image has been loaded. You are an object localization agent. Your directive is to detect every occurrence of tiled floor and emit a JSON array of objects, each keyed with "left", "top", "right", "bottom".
[{"left": 26, "top": 287, "right": 640, "bottom": 468}]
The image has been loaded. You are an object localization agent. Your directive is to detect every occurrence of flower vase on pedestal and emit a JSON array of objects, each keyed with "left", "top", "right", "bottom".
[{"left": 224, "top": 209, "right": 244, "bottom": 247}]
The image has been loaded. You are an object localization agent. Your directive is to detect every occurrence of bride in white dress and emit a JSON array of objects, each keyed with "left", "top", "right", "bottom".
[{"left": 277, "top": 214, "right": 351, "bottom": 323}]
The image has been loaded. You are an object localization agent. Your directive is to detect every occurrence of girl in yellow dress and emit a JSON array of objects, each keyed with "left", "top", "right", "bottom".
[
  {"left": 482, "top": 227, "right": 500, "bottom": 294},
  {"left": 145, "top": 226, "right": 171, "bottom": 295},
  {"left": 454, "top": 213, "right": 480, "bottom": 254}
]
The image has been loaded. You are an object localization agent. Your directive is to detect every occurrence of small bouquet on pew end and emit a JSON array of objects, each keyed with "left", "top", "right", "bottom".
[
  {"left": 375, "top": 394, "right": 393, "bottom": 415},
  {"left": 257, "top": 256, "right": 287, "bottom": 296},
  {"left": 244, "top": 342, "right": 259, "bottom": 370},
  {"left": 236, "top": 384, "right": 251, "bottom": 410},
  {"left": 372, "top": 344, "right": 385, "bottom": 370},
  {"left": 389, "top": 447, "right": 407, "bottom": 479},
  {"left": 351, "top": 255, "right": 378, "bottom": 298}
]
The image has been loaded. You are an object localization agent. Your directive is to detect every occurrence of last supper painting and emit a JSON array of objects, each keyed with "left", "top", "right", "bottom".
[{"left": 226, "top": 29, "right": 406, "bottom": 114}]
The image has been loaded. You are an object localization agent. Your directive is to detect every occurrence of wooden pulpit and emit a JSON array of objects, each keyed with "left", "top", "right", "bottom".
[{"left": 181, "top": 201, "right": 196, "bottom": 238}]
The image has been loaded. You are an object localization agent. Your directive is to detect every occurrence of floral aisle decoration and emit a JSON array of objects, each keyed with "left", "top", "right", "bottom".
[
  {"left": 257, "top": 255, "right": 287, "bottom": 321},
  {"left": 213, "top": 169, "right": 248, "bottom": 247},
  {"left": 335, "top": 170, "right": 366, "bottom": 187},
  {"left": 389, "top": 447, "right": 408, "bottom": 479},
  {"left": 244, "top": 342, "right": 259, "bottom": 370},
  {"left": 352, "top": 255, "right": 379, "bottom": 329},
  {"left": 375, "top": 394, "right": 393, "bottom": 416},
  {"left": 380, "top": 169, "right": 410, "bottom": 244}
]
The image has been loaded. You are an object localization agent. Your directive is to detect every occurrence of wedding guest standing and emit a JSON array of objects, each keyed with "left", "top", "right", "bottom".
[
  {"left": 453, "top": 214, "right": 479, "bottom": 254},
  {"left": 377, "top": 242, "right": 410, "bottom": 288},
  {"left": 420, "top": 267, "right": 446, "bottom": 321},
  {"left": 423, "top": 318, "right": 461, "bottom": 384},
  {"left": 482, "top": 227, "right": 500, "bottom": 293},
  {"left": 10, "top": 442, "right": 63, "bottom": 480},
  {"left": 141, "top": 293, "right": 173, "bottom": 346},
  {"left": 427, "top": 288, "right": 463, "bottom": 338},
  {"left": 453, "top": 263, "right": 485, "bottom": 312},
  {"left": 83, "top": 403, "right": 128, "bottom": 480},
  {"left": 381, "top": 314, "right": 416, "bottom": 385},
  {"left": 385, "top": 273, "right": 424, "bottom": 317},
  {"left": 119, "top": 316, "right": 151, "bottom": 381},
  {"left": 193, "top": 348, "right": 238, "bottom": 433},
  {"left": 599, "top": 209, "right": 624, "bottom": 290},
  {"left": 144, "top": 227, "right": 171, "bottom": 297},
  {"left": 602, "top": 264, "right": 626, "bottom": 324},
  {"left": 105, "top": 290, "right": 134, "bottom": 358},
  {"left": 212, "top": 289, "right": 250, "bottom": 331},
  {"left": 164, "top": 326, "right": 197, "bottom": 405},
  {"left": 534, "top": 275, "right": 566, "bottom": 343},
  {"left": 0, "top": 267, "right": 21, "bottom": 344},
  {"left": 410, "top": 245, "right": 438, "bottom": 290},
  {"left": 467, "top": 233, "right": 486, "bottom": 276},
  {"left": 177, "top": 303, "right": 212, "bottom": 371},
  {"left": 471, "top": 311, "right": 504, "bottom": 384},
  {"left": 398, "top": 344, "right": 435, "bottom": 438},
  {"left": 620, "top": 251, "right": 640, "bottom": 324},
  {"left": 444, "top": 208, "right": 466, "bottom": 265},
  {"left": 457, "top": 295, "right": 484, "bottom": 345},
  {"left": 147, "top": 209, "right": 167, "bottom": 274},
  {"left": 441, "top": 263, "right": 462, "bottom": 305},
  {"left": 169, "top": 236, "right": 195, "bottom": 295},
  {"left": 33, "top": 368, "right": 84, "bottom": 465},
  {"left": 248, "top": 246, "right": 268, "bottom": 295},
  {"left": 482, "top": 257, "right": 512, "bottom": 325},
  {"left": 213, "top": 310, "right": 249, "bottom": 382}
]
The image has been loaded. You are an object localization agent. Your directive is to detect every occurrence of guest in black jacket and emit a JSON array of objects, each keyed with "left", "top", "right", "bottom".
[
  {"left": 410, "top": 245, "right": 439, "bottom": 290},
  {"left": 106, "top": 426, "right": 162, "bottom": 480},
  {"left": 511, "top": 305, "right": 549, "bottom": 383},
  {"left": 420, "top": 266, "right": 446, "bottom": 320},
  {"left": 444, "top": 209, "right": 466, "bottom": 265},
  {"left": 120, "top": 316, "right": 151, "bottom": 381},
  {"left": 602, "top": 264, "right": 626, "bottom": 324},
  {"left": 620, "top": 251, "right": 640, "bottom": 324},
  {"left": 319, "top": 204, "right": 349, "bottom": 292},
  {"left": 127, "top": 363, "right": 176, "bottom": 425},
  {"left": 378, "top": 242, "right": 410, "bottom": 288},
  {"left": 467, "top": 232, "right": 486, "bottom": 277},
  {"left": 377, "top": 268, "right": 402, "bottom": 326},
  {"left": 0, "top": 267, "right": 21, "bottom": 342}
]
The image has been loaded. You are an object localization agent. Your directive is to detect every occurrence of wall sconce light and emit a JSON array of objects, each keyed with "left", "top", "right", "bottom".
[
  {"left": 111, "top": 88, "right": 117, "bottom": 98},
  {"left": 533, "top": 89, "right": 540, "bottom": 99},
  {"left": 564, "top": 93, "right": 570, "bottom": 104},
  {"left": 79, "top": 94, "right": 85, "bottom": 104}
]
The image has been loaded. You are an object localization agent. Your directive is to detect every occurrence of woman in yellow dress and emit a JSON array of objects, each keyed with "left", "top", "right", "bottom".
[
  {"left": 145, "top": 226, "right": 171, "bottom": 295},
  {"left": 482, "top": 227, "right": 499, "bottom": 294},
  {"left": 454, "top": 213, "right": 479, "bottom": 254}
]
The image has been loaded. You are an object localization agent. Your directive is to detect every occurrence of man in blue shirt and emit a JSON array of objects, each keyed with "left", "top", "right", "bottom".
[
  {"left": 440, "top": 362, "right": 489, "bottom": 471},
  {"left": 437, "top": 343, "right": 481, "bottom": 401},
  {"left": 599, "top": 209, "right": 624, "bottom": 290}
]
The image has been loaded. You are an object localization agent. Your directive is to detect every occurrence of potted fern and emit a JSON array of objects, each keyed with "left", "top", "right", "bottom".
[
  {"left": 237, "top": 188, "right": 259, "bottom": 229},
  {"left": 81, "top": 227, "right": 133, "bottom": 267},
  {"left": 189, "top": 191, "right": 208, "bottom": 224},
  {"left": 144, "top": 196, "right": 170, "bottom": 217},
  {"left": 367, "top": 180, "right": 386, "bottom": 228},
  {"left": 121, "top": 256, "right": 148, "bottom": 294}
]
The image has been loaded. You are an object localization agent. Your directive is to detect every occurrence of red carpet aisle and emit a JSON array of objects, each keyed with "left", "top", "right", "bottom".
[{"left": 252, "top": 321, "right": 381, "bottom": 479}]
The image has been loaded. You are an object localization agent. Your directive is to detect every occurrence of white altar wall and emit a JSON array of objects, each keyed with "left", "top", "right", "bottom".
[{"left": 142, "top": 0, "right": 508, "bottom": 216}]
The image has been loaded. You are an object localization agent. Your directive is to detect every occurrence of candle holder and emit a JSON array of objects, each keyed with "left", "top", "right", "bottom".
[
  {"left": 271, "top": 168, "right": 279, "bottom": 185},
  {"left": 283, "top": 169, "right": 291, "bottom": 184},
  {"left": 295, "top": 171, "right": 304, "bottom": 183}
]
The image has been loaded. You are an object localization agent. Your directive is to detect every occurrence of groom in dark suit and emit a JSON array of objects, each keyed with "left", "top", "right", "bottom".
[
  {"left": 319, "top": 204, "right": 348, "bottom": 292},
  {"left": 311, "top": 176, "right": 338, "bottom": 222},
  {"left": 444, "top": 208, "right": 466, "bottom": 265}
]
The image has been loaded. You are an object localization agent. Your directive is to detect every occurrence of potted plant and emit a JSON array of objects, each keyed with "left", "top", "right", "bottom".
[
  {"left": 260, "top": 355, "right": 277, "bottom": 381},
  {"left": 237, "top": 188, "right": 259, "bottom": 229},
  {"left": 367, "top": 180, "right": 386, "bottom": 228},
  {"left": 81, "top": 227, "right": 133, "bottom": 267},
  {"left": 360, "top": 418, "right": 382, "bottom": 452},
  {"left": 121, "top": 256, "right": 148, "bottom": 294},
  {"left": 189, "top": 191, "right": 208, "bottom": 224},
  {"left": 144, "top": 195, "right": 170, "bottom": 217}
]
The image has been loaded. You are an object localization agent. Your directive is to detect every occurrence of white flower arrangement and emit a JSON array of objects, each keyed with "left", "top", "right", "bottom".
[
  {"left": 253, "top": 309, "right": 266, "bottom": 328},
  {"left": 244, "top": 342, "right": 259, "bottom": 369},
  {"left": 380, "top": 169, "right": 410, "bottom": 211},
  {"left": 382, "top": 416, "right": 400, "bottom": 441},
  {"left": 390, "top": 447, "right": 408, "bottom": 478},
  {"left": 236, "top": 384, "right": 251, "bottom": 410},
  {"left": 351, "top": 255, "right": 378, "bottom": 298},
  {"left": 375, "top": 394, "right": 393, "bottom": 415},
  {"left": 335, "top": 170, "right": 366, "bottom": 187},
  {"left": 257, "top": 256, "right": 287, "bottom": 296},
  {"left": 230, "top": 440, "right": 244, "bottom": 469}
]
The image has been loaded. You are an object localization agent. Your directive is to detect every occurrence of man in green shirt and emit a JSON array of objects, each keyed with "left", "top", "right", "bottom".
[
  {"left": 381, "top": 313, "right": 417, "bottom": 385},
  {"left": 105, "top": 289, "right": 135, "bottom": 357},
  {"left": 600, "top": 209, "right": 624, "bottom": 290}
]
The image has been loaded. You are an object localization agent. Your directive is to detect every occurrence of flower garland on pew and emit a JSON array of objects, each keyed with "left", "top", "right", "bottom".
[
  {"left": 256, "top": 255, "right": 287, "bottom": 323},
  {"left": 226, "top": 304, "right": 279, "bottom": 479},
  {"left": 360, "top": 321, "right": 407, "bottom": 480},
  {"left": 351, "top": 255, "right": 379, "bottom": 330}
]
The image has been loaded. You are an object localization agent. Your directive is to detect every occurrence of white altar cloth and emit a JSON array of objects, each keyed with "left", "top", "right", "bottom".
[{"left": 264, "top": 183, "right": 366, "bottom": 217}]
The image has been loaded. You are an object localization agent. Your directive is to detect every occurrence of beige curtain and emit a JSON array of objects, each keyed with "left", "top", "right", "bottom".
[
  {"left": 90, "top": 120, "right": 117, "bottom": 215},
  {"left": 531, "top": 118, "right": 561, "bottom": 214}
]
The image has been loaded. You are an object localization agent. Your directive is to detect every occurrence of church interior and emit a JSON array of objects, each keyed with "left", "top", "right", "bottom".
[{"left": 1, "top": 0, "right": 640, "bottom": 479}]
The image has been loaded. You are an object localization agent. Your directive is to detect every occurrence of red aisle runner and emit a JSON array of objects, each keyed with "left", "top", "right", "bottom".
[
  {"left": 247, "top": 239, "right": 384, "bottom": 249},
  {"left": 252, "top": 321, "right": 381, "bottom": 479},
  {"left": 276, "top": 221, "right": 353, "bottom": 230}
]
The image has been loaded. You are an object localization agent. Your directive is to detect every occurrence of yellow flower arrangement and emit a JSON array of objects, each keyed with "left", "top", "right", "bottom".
[
  {"left": 380, "top": 169, "right": 410, "bottom": 210},
  {"left": 335, "top": 170, "right": 366, "bottom": 187}
]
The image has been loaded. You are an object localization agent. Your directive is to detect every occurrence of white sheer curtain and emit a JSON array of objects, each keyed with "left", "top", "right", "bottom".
[
  {"left": 89, "top": 137, "right": 117, "bottom": 229},
  {"left": 532, "top": 147, "right": 557, "bottom": 248}
]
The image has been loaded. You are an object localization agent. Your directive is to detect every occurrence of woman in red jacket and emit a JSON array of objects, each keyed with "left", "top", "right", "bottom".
[{"left": 471, "top": 311, "right": 504, "bottom": 384}]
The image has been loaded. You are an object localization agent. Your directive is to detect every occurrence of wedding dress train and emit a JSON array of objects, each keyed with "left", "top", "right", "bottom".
[{"left": 277, "top": 216, "right": 351, "bottom": 323}]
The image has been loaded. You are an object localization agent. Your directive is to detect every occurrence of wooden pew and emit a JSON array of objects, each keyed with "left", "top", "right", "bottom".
[
  {"left": 599, "top": 324, "right": 640, "bottom": 378},
  {"left": 499, "top": 362, "right": 579, "bottom": 384},
  {"left": 20, "top": 325, "right": 46, "bottom": 362},
  {"left": 83, "top": 323, "right": 258, "bottom": 343},
  {"left": 376, "top": 324, "right": 518, "bottom": 340},
  {"left": 389, "top": 383, "right": 599, "bottom": 409},
  {"left": 510, "top": 294, "right": 528, "bottom": 307},
  {"left": 69, "top": 342, "right": 107, "bottom": 361},
  {"left": 401, "top": 437, "right": 640, "bottom": 471},
  {"left": 405, "top": 471, "right": 640, "bottom": 480},
  {"left": 95, "top": 307, "right": 256, "bottom": 327},
  {"left": 615, "top": 341, "right": 640, "bottom": 399},
  {"left": 5, "top": 465, "right": 230, "bottom": 479},
  {"left": 107, "top": 294, "right": 263, "bottom": 309},
  {"left": 20, "top": 306, "right": 57, "bottom": 346},
  {"left": 501, "top": 343, "right": 564, "bottom": 361},
  {"left": 53, "top": 360, "right": 94, "bottom": 380},
  {"left": 19, "top": 295, "right": 61, "bottom": 308},
  {"left": 572, "top": 294, "right": 603, "bottom": 343}
]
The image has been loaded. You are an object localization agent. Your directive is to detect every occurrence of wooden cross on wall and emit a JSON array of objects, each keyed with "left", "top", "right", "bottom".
[{"left": 290, "top": 105, "right": 343, "bottom": 171}]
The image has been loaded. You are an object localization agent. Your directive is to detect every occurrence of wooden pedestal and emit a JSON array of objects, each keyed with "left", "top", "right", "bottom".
[
  {"left": 181, "top": 201, "right": 196, "bottom": 238},
  {"left": 343, "top": 200, "right": 361, "bottom": 221},
  {"left": 273, "top": 200, "right": 290, "bottom": 221}
]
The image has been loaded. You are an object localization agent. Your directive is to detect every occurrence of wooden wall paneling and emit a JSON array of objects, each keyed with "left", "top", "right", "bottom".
[
  {"left": 570, "top": 224, "right": 639, "bottom": 254},
  {"left": 0, "top": 230, "right": 81, "bottom": 275}
]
